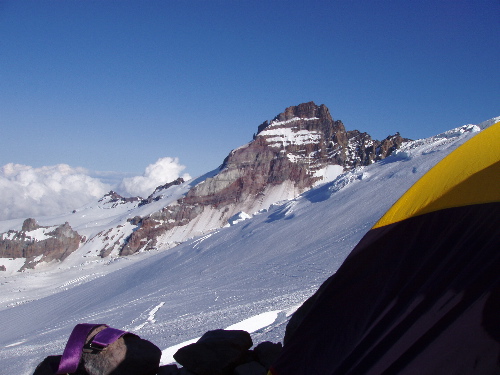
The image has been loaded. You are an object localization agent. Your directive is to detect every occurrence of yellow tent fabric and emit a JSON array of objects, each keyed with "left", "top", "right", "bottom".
[{"left": 373, "top": 121, "right": 500, "bottom": 228}]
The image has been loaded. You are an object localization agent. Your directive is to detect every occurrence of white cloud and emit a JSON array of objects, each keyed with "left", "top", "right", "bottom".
[
  {"left": 0, "top": 157, "right": 191, "bottom": 221},
  {"left": 117, "top": 157, "right": 191, "bottom": 198},
  {"left": 0, "top": 163, "right": 111, "bottom": 220}
]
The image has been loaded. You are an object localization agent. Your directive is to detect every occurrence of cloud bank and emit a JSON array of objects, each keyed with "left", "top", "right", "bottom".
[
  {"left": 0, "top": 157, "right": 191, "bottom": 221},
  {"left": 117, "top": 157, "right": 191, "bottom": 198},
  {"left": 0, "top": 163, "right": 111, "bottom": 220}
]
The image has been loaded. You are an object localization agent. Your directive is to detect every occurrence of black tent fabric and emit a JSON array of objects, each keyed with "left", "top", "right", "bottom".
[{"left": 270, "top": 122, "right": 500, "bottom": 375}]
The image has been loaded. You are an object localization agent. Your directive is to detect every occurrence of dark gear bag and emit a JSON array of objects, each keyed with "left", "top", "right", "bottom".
[{"left": 33, "top": 323, "right": 161, "bottom": 375}]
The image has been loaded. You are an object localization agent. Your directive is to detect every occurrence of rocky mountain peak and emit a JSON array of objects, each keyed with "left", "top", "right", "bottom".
[
  {"left": 257, "top": 101, "right": 333, "bottom": 134},
  {"left": 278, "top": 101, "right": 331, "bottom": 122},
  {"left": 21, "top": 218, "right": 39, "bottom": 232},
  {"left": 119, "top": 102, "right": 409, "bottom": 255}
]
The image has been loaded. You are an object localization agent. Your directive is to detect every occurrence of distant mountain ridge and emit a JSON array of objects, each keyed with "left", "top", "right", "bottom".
[{"left": 0, "top": 102, "right": 408, "bottom": 270}]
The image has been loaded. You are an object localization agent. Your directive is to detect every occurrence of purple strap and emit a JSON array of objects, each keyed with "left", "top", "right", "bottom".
[
  {"left": 91, "top": 327, "right": 129, "bottom": 349},
  {"left": 57, "top": 323, "right": 104, "bottom": 374},
  {"left": 56, "top": 324, "right": 131, "bottom": 374}
]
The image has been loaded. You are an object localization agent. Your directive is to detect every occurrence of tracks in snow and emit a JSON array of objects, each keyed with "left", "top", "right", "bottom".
[{"left": 133, "top": 302, "right": 165, "bottom": 331}]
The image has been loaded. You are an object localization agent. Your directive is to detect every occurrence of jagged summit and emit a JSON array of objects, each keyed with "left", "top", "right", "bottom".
[
  {"left": 279, "top": 101, "right": 331, "bottom": 121},
  {"left": 257, "top": 101, "right": 333, "bottom": 133}
]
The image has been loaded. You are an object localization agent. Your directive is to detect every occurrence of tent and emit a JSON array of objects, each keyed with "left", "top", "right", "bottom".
[{"left": 270, "top": 121, "right": 500, "bottom": 375}]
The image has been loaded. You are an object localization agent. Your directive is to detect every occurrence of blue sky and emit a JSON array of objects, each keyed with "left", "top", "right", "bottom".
[{"left": 1, "top": 0, "right": 499, "bottom": 180}]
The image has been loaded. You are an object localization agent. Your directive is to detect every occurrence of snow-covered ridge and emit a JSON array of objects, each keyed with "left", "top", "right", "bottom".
[
  {"left": 393, "top": 124, "right": 481, "bottom": 159},
  {"left": 478, "top": 116, "right": 500, "bottom": 129},
  {"left": 267, "top": 116, "right": 319, "bottom": 128}
]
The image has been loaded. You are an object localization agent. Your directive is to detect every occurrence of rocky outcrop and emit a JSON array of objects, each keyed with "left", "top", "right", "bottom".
[
  {"left": 120, "top": 202, "right": 203, "bottom": 256},
  {"left": 0, "top": 218, "right": 83, "bottom": 270},
  {"left": 139, "top": 177, "right": 185, "bottom": 207},
  {"left": 119, "top": 102, "right": 408, "bottom": 255},
  {"left": 98, "top": 191, "right": 142, "bottom": 208},
  {"left": 345, "top": 130, "right": 408, "bottom": 168}
]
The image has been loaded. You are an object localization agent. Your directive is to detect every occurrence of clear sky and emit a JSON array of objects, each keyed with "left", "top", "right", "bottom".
[{"left": 1, "top": 0, "right": 499, "bottom": 180}]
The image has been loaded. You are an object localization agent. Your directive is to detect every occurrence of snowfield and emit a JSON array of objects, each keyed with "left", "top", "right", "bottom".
[{"left": 0, "top": 119, "right": 495, "bottom": 374}]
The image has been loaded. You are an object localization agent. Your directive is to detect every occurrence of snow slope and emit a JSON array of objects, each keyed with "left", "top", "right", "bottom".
[{"left": 0, "top": 120, "right": 494, "bottom": 374}]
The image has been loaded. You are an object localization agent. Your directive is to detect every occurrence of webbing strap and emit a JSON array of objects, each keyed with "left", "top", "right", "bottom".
[
  {"left": 91, "top": 327, "right": 130, "bottom": 349},
  {"left": 56, "top": 323, "right": 104, "bottom": 374},
  {"left": 56, "top": 324, "right": 132, "bottom": 374}
]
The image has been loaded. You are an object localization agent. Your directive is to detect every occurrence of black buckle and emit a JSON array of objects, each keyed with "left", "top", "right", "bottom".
[{"left": 83, "top": 340, "right": 107, "bottom": 353}]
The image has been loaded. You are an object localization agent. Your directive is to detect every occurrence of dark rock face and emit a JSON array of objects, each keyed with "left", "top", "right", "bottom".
[
  {"left": 345, "top": 130, "right": 408, "bottom": 168},
  {"left": 119, "top": 102, "right": 409, "bottom": 255},
  {"left": 22, "top": 217, "right": 39, "bottom": 232},
  {"left": 0, "top": 218, "right": 82, "bottom": 270},
  {"left": 120, "top": 202, "right": 203, "bottom": 256}
]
